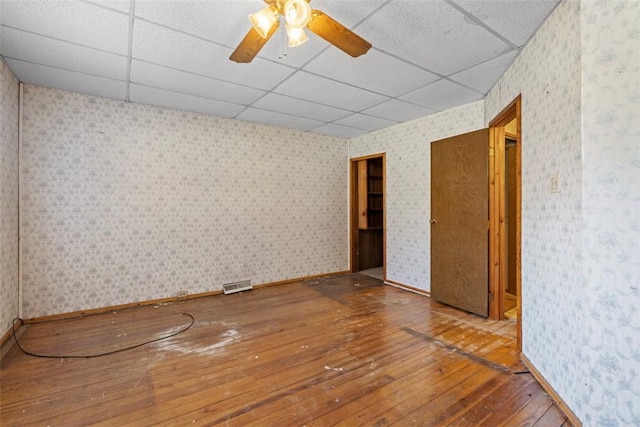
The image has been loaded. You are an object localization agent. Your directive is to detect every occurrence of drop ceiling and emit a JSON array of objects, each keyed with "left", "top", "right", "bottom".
[{"left": 0, "top": 0, "right": 560, "bottom": 138}]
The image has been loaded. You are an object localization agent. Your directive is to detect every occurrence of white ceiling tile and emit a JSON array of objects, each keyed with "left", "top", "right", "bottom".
[
  {"left": 5, "top": 58, "right": 127, "bottom": 100},
  {"left": 130, "top": 60, "right": 265, "bottom": 105},
  {"left": 306, "top": 0, "right": 389, "bottom": 28},
  {"left": 0, "top": 0, "right": 130, "bottom": 54},
  {"left": 252, "top": 31, "right": 328, "bottom": 67},
  {"left": 452, "top": 0, "right": 560, "bottom": 47},
  {"left": 236, "top": 108, "right": 324, "bottom": 132},
  {"left": 334, "top": 114, "right": 397, "bottom": 132},
  {"left": 129, "top": 84, "right": 245, "bottom": 118},
  {"left": 450, "top": 50, "right": 519, "bottom": 94},
  {"left": 83, "top": 0, "right": 131, "bottom": 13},
  {"left": 132, "top": 20, "right": 295, "bottom": 90},
  {"left": 363, "top": 99, "right": 438, "bottom": 122},
  {"left": 134, "top": 0, "right": 253, "bottom": 47},
  {"left": 357, "top": 1, "right": 512, "bottom": 75},
  {"left": 1, "top": 27, "right": 128, "bottom": 80},
  {"left": 304, "top": 48, "right": 439, "bottom": 97},
  {"left": 400, "top": 79, "right": 484, "bottom": 111},
  {"left": 274, "top": 71, "right": 389, "bottom": 111},
  {"left": 312, "top": 123, "right": 367, "bottom": 139},
  {"left": 252, "top": 93, "right": 351, "bottom": 122}
]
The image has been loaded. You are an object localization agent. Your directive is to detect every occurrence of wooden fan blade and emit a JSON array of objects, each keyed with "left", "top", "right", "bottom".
[
  {"left": 307, "top": 10, "right": 371, "bottom": 57},
  {"left": 229, "top": 22, "right": 279, "bottom": 63}
]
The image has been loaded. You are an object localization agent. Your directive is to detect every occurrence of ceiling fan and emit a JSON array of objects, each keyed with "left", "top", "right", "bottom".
[{"left": 230, "top": 0, "right": 372, "bottom": 63}]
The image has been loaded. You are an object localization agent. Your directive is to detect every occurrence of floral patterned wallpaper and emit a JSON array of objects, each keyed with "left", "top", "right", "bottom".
[
  {"left": 486, "top": 0, "right": 639, "bottom": 424},
  {"left": 21, "top": 86, "right": 349, "bottom": 318},
  {"left": 486, "top": 0, "right": 584, "bottom": 419},
  {"left": 349, "top": 101, "right": 485, "bottom": 291},
  {"left": 0, "top": 59, "right": 20, "bottom": 335},
  {"left": 580, "top": 0, "right": 640, "bottom": 425},
  {"left": 7, "top": 1, "right": 638, "bottom": 423}
]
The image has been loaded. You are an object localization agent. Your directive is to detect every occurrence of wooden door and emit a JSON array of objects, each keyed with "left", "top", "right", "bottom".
[{"left": 431, "top": 129, "right": 489, "bottom": 316}]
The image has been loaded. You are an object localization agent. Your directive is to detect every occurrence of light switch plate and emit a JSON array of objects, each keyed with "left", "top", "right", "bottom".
[{"left": 550, "top": 173, "right": 560, "bottom": 193}]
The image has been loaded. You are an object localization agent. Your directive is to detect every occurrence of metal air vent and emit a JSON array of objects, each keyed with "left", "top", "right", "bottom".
[{"left": 223, "top": 280, "right": 252, "bottom": 295}]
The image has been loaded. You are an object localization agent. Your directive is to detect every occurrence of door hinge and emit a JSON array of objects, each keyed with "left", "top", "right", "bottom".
[
  {"left": 488, "top": 292, "right": 495, "bottom": 302},
  {"left": 488, "top": 147, "right": 495, "bottom": 157}
]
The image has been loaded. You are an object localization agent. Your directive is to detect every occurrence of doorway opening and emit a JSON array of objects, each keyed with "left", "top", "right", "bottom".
[
  {"left": 504, "top": 123, "right": 518, "bottom": 319},
  {"left": 350, "top": 154, "right": 385, "bottom": 278},
  {"left": 489, "top": 95, "right": 522, "bottom": 351}
]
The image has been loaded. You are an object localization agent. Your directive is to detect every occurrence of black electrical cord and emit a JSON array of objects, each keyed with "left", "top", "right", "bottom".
[{"left": 12, "top": 312, "right": 195, "bottom": 359}]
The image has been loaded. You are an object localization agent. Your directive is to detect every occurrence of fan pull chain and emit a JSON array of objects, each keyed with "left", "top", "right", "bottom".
[{"left": 279, "top": 16, "right": 287, "bottom": 60}]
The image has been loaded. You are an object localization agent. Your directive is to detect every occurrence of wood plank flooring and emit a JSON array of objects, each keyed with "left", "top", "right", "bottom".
[{"left": 0, "top": 273, "right": 571, "bottom": 426}]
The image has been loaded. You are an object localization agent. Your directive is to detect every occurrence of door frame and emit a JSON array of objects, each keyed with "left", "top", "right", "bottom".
[
  {"left": 488, "top": 95, "right": 522, "bottom": 351},
  {"left": 349, "top": 153, "right": 386, "bottom": 277}
]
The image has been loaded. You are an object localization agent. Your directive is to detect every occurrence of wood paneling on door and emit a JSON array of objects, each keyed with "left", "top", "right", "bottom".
[{"left": 431, "top": 129, "right": 489, "bottom": 316}]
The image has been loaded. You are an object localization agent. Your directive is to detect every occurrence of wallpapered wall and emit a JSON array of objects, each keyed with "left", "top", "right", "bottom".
[
  {"left": 485, "top": 0, "right": 584, "bottom": 419},
  {"left": 0, "top": 59, "right": 20, "bottom": 334},
  {"left": 6, "top": 0, "right": 638, "bottom": 423},
  {"left": 349, "top": 100, "right": 485, "bottom": 291},
  {"left": 20, "top": 86, "right": 348, "bottom": 318},
  {"left": 486, "top": 0, "right": 640, "bottom": 424},
  {"left": 580, "top": 0, "right": 640, "bottom": 425}
]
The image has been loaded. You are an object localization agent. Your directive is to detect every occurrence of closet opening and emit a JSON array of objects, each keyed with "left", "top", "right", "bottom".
[{"left": 350, "top": 154, "right": 385, "bottom": 280}]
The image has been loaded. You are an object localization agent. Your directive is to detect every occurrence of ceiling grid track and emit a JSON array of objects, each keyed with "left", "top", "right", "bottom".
[{"left": 125, "top": 0, "right": 136, "bottom": 103}]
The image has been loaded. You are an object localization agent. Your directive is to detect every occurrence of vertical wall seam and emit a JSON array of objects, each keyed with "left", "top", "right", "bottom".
[{"left": 18, "top": 82, "right": 23, "bottom": 318}]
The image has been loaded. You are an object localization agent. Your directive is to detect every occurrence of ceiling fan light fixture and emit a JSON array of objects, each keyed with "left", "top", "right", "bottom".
[
  {"left": 286, "top": 24, "right": 309, "bottom": 47},
  {"left": 284, "top": 0, "right": 311, "bottom": 28},
  {"left": 249, "top": 6, "right": 278, "bottom": 38},
  {"left": 231, "top": 1, "right": 372, "bottom": 63}
]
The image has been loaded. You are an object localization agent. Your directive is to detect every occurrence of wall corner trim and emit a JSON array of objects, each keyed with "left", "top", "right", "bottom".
[
  {"left": 0, "top": 322, "right": 28, "bottom": 360},
  {"left": 20, "top": 270, "right": 351, "bottom": 324},
  {"left": 521, "top": 353, "right": 582, "bottom": 426},
  {"left": 18, "top": 82, "right": 24, "bottom": 319},
  {"left": 385, "top": 279, "right": 431, "bottom": 297}
]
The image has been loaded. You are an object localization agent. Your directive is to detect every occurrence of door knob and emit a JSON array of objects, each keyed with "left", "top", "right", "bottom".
[{"left": 430, "top": 219, "right": 437, "bottom": 224}]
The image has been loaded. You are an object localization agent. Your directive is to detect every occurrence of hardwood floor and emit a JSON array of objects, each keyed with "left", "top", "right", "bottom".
[{"left": 0, "top": 273, "right": 571, "bottom": 426}]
